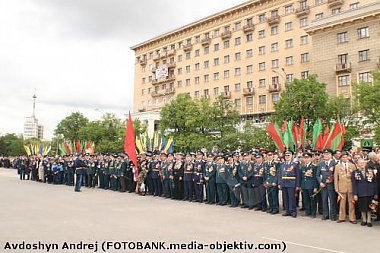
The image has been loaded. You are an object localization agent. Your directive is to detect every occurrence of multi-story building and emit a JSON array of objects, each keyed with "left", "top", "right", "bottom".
[
  {"left": 23, "top": 116, "right": 44, "bottom": 139},
  {"left": 131, "top": 0, "right": 380, "bottom": 133}
]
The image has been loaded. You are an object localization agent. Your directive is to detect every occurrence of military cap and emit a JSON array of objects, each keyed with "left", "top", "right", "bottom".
[
  {"left": 302, "top": 152, "right": 312, "bottom": 157},
  {"left": 207, "top": 153, "right": 214, "bottom": 158},
  {"left": 185, "top": 153, "right": 192, "bottom": 157},
  {"left": 146, "top": 151, "right": 153, "bottom": 157},
  {"left": 340, "top": 151, "right": 349, "bottom": 158},
  {"left": 197, "top": 150, "right": 205, "bottom": 156},
  {"left": 284, "top": 149, "right": 294, "bottom": 155},
  {"left": 242, "top": 152, "right": 250, "bottom": 156},
  {"left": 267, "top": 150, "right": 274, "bottom": 155},
  {"left": 256, "top": 153, "right": 263, "bottom": 158},
  {"left": 168, "top": 152, "right": 174, "bottom": 157},
  {"left": 160, "top": 151, "right": 168, "bottom": 156},
  {"left": 323, "top": 148, "right": 333, "bottom": 154}
]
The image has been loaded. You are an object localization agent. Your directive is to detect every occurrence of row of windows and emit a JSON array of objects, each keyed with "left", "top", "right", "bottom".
[
  {"left": 335, "top": 49, "right": 371, "bottom": 64},
  {"left": 337, "top": 27, "right": 370, "bottom": 43},
  {"left": 137, "top": 1, "right": 362, "bottom": 62},
  {"left": 337, "top": 72, "right": 373, "bottom": 86}
]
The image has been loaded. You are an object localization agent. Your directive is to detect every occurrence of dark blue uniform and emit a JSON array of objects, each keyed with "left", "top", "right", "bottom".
[
  {"left": 204, "top": 161, "right": 216, "bottom": 204},
  {"left": 226, "top": 161, "right": 241, "bottom": 207},
  {"left": 316, "top": 159, "right": 337, "bottom": 220},
  {"left": 183, "top": 162, "right": 194, "bottom": 201},
  {"left": 252, "top": 162, "right": 267, "bottom": 211},
  {"left": 172, "top": 159, "right": 184, "bottom": 200},
  {"left": 238, "top": 160, "right": 254, "bottom": 209},
  {"left": 151, "top": 161, "right": 162, "bottom": 196},
  {"left": 278, "top": 161, "right": 300, "bottom": 217},
  {"left": 193, "top": 160, "right": 205, "bottom": 203},
  {"left": 264, "top": 160, "right": 279, "bottom": 214},
  {"left": 300, "top": 162, "right": 318, "bottom": 216}
]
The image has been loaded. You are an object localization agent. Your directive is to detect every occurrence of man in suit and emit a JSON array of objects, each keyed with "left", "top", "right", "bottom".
[{"left": 334, "top": 151, "right": 357, "bottom": 224}]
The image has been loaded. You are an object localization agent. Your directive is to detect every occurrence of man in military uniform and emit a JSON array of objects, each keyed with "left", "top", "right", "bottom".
[
  {"left": 316, "top": 148, "right": 337, "bottom": 221},
  {"left": 86, "top": 155, "right": 96, "bottom": 188},
  {"left": 74, "top": 153, "right": 86, "bottom": 192},
  {"left": 216, "top": 155, "right": 228, "bottom": 206},
  {"left": 252, "top": 154, "right": 267, "bottom": 212},
  {"left": 160, "top": 152, "right": 173, "bottom": 198},
  {"left": 120, "top": 154, "right": 129, "bottom": 192},
  {"left": 239, "top": 152, "right": 254, "bottom": 209},
  {"left": 171, "top": 152, "right": 184, "bottom": 200},
  {"left": 109, "top": 154, "right": 118, "bottom": 191},
  {"left": 183, "top": 153, "right": 194, "bottom": 201},
  {"left": 278, "top": 150, "right": 300, "bottom": 218},
  {"left": 103, "top": 154, "right": 110, "bottom": 190},
  {"left": 151, "top": 155, "right": 162, "bottom": 196},
  {"left": 264, "top": 151, "right": 280, "bottom": 214},
  {"left": 300, "top": 152, "right": 318, "bottom": 218},
  {"left": 193, "top": 151, "right": 205, "bottom": 203},
  {"left": 97, "top": 154, "right": 106, "bottom": 189},
  {"left": 204, "top": 154, "right": 216, "bottom": 204},
  {"left": 226, "top": 154, "right": 241, "bottom": 207}
]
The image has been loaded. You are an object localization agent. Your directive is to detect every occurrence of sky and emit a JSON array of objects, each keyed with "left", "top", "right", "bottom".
[{"left": 0, "top": 0, "right": 248, "bottom": 139}]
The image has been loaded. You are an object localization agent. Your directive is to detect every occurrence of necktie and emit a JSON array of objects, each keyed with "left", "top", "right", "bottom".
[{"left": 345, "top": 163, "right": 348, "bottom": 174}]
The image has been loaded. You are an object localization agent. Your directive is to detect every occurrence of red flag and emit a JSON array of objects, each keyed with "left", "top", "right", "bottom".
[
  {"left": 267, "top": 123, "right": 286, "bottom": 151},
  {"left": 321, "top": 125, "right": 330, "bottom": 149},
  {"left": 76, "top": 140, "right": 81, "bottom": 153},
  {"left": 299, "top": 116, "right": 306, "bottom": 150},
  {"left": 124, "top": 112, "right": 138, "bottom": 172},
  {"left": 337, "top": 124, "right": 346, "bottom": 150},
  {"left": 292, "top": 122, "right": 299, "bottom": 148},
  {"left": 325, "top": 122, "right": 342, "bottom": 149}
]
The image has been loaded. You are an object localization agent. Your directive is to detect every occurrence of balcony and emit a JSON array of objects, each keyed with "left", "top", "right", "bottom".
[
  {"left": 295, "top": 6, "right": 310, "bottom": 17},
  {"left": 153, "top": 54, "right": 160, "bottom": 61},
  {"left": 201, "top": 37, "right": 211, "bottom": 46},
  {"left": 328, "top": 0, "right": 344, "bottom": 8},
  {"left": 221, "top": 31, "right": 232, "bottom": 40},
  {"left": 183, "top": 44, "right": 192, "bottom": 51},
  {"left": 268, "top": 84, "right": 281, "bottom": 92},
  {"left": 159, "top": 52, "right": 167, "bottom": 59},
  {"left": 139, "top": 59, "right": 147, "bottom": 65},
  {"left": 138, "top": 105, "right": 146, "bottom": 112},
  {"left": 243, "top": 24, "right": 255, "bottom": 33},
  {"left": 266, "top": 16, "right": 280, "bottom": 26},
  {"left": 167, "top": 49, "right": 175, "bottom": 56},
  {"left": 151, "top": 67, "right": 157, "bottom": 73},
  {"left": 220, "top": 91, "right": 231, "bottom": 99},
  {"left": 151, "top": 88, "right": 176, "bottom": 98},
  {"left": 335, "top": 62, "right": 351, "bottom": 73},
  {"left": 152, "top": 75, "right": 176, "bottom": 85},
  {"left": 167, "top": 62, "right": 176, "bottom": 68},
  {"left": 242, "top": 88, "right": 255, "bottom": 96}
]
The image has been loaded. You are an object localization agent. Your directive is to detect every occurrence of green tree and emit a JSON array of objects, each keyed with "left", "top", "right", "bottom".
[
  {"left": 0, "top": 134, "right": 24, "bottom": 156},
  {"left": 54, "top": 112, "right": 89, "bottom": 140}
]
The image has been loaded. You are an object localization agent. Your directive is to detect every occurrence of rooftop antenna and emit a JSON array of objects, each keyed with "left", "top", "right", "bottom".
[{"left": 32, "top": 89, "right": 37, "bottom": 117}]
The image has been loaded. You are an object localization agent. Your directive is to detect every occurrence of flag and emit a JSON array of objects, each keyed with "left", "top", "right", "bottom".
[
  {"left": 291, "top": 121, "right": 299, "bottom": 149},
  {"left": 124, "top": 112, "right": 138, "bottom": 173},
  {"left": 299, "top": 116, "right": 306, "bottom": 151},
  {"left": 326, "top": 122, "right": 343, "bottom": 150},
  {"left": 312, "top": 118, "right": 322, "bottom": 149},
  {"left": 321, "top": 124, "right": 330, "bottom": 149},
  {"left": 267, "top": 122, "right": 286, "bottom": 151},
  {"left": 337, "top": 124, "right": 346, "bottom": 151},
  {"left": 76, "top": 140, "right": 81, "bottom": 153}
]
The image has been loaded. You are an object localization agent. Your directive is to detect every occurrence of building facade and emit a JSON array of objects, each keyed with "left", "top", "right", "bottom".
[
  {"left": 131, "top": 0, "right": 380, "bottom": 133},
  {"left": 23, "top": 116, "right": 44, "bottom": 139}
]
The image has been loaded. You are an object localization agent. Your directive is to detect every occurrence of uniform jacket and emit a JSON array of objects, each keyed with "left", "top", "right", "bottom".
[
  {"left": 334, "top": 162, "right": 356, "bottom": 193},
  {"left": 278, "top": 161, "right": 300, "bottom": 188},
  {"left": 352, "top": 168, "right": 378, "bottom": 197},
  {"left": 300, "top": 163, "right": 318, "bottom": 190}
]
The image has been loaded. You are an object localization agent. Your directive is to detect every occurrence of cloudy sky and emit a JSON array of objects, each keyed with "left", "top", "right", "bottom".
[{"left": 0, "top": 0, "right": 247, "bottom": 139}]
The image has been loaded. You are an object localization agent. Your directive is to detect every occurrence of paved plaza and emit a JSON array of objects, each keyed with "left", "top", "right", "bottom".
[{"left": 0, "top": 168, "right": 379, "bottom": 253}]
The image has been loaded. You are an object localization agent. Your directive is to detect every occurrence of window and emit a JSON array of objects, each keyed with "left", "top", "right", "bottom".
[
  {"left": 186, "top": 79, "right": 191, "bottom": 86},
  {"left": 259, "top": 95, "right": 266, "bottom": 104},
  {"left": 285, "top": 5, "right": 294, "bottom": 14},
  {"left": 235, "top": 83, "right": 241, "bottom": 91},
  {"left": 315, "top": 0, "right": 323, "bottom": 5},
  {"left": 286, "top": 56, "right": 294, "bottom": 65},
  {"left": 259, "top": 30, "right": 265, "bottom": 39},
  {"left": 300, "top": 17, "right": 308, "bottom": 27},
  {"left": 235, "top": 99, "right": 241, "bottom": 107},
  {"left": 214, "top": 29, "right": 220, "bottom": 37},
  {"left": 272, "top": 93, "right": 280, "bottom": 103},
  {"left": 204, "top": 60, "right": 209, "bottom": 69},
  {"left": 286, "top": 74, "right": 294, "bottom": 83},
  {"left": 178, "top": 55, "right": 182, "bottom": 62},
  {"left": 235, "top": 67, "right": 241, "bottom": 76},
  {"left": 142, "top": 77, "right": 146, "bottom": 84},
  {"left": 223, "top": 40, "right": 230, "bottom": 49},
  {"left": 272, "top": 76, "right": 280, "bottom": 85},
  {"left": 259, "top": 62, "right": 265, "bottom": 71},
  {"left": 285, "top": 39, "right": 293, "bottom": 48},
  {"left": 258, "top": 46, "right": 265, "bottom": 55},
  {"left": 204, "top": 89, "right": 209, "bottom": 96},
  {"left": 300, "top": 35, "right": 308, "bottom": 45},
  {"left": 195, "top": 77, "right": 200, "bottom": 84},
  {"left": 358, "top": 27, "right": 369, "bottom": 39},
  {"left": 195, "top": 63, "right": 200, "bottom": 71},
  {"left": 194, "top": 91, "right": 200, "bottom": 98},
  {"left": 178, "top": 68, "right": 182, "bottom": 75},
  {"left": 204, "top": 74, "right": 209, "bottom": 82},
  {"left": 300, "top": 0, "right": 308, "bottom": 9},
  {"left": 246, "top": 33, "right": 253, "bottom": 42},
  {"left": 235, "top": 22, "right": 241, "bottom": 30},
  {"left": 285, "top": 22, "right": 293, "bottom": 31},
  {"left": 247, "top": 49, "right": 253, "bottom": 57},
  {"left": 224, "top": 25, "right": 230, "bottom": 33},
  {"left": 214, "top": 87, "right": 219, "bottom": 96},
  {"left": 186, "top": 38, "right": 192, "bottom": 45},
  {"left": 204, "top": 46, "right": 209, "bottom": 54},
  {"left": 247, "top": 65, "right": 253, "bottom": 74},
  {"left": 332, "top": 8, "right": 341, "bottom": 15},
  {"left": 224, "top": 55, "right": 230, "bottom": 64},
  {"left": 271, "top": 26, "right": 279, "bottom": 35},
  {"left": 149, "top": 76, "right": 152, "bottom": 82},
  {"left": 246, "top": 97, "right": 253, "bottom": 105},
  {"left": 301, "top": 71, "right": 309, "bottom": 79},
  {"left": 247, "top": 81, "right": 253, "bottom": 88},
  {"left": 259, "top": 13, "right": 266, "bottom": 23},
  {"left": 141, "top": 89, "right": 145, "bottom": 95},
  {"left": 350, "top": 2, "right": 359, "bottom": 9},
  {"left": 359, "top": 72, "right": 372, "bottom": 83},
  {"left": 214, "top": 72, "right": 219, "bottom": 80},
  {"left": 337, "top": 32, "right": 348, "bottom": 43},
  {"left": 338, "top": 54, "right": 348, "bottom": 64},
  {"left": 185, "top": 52, "right": 191, "bottom": 59},
  {"left": 195, "top": 36, "right": 200, "bottom": 43},
  {"left": 186, "top": 65, "right": 190, "bottom": 73},
  {"left": 259, "top": 79, "right": 266, "bottom": 87},
  {"left": 338, "top": 75, "right": 350, "bottom": 86},
  {"left": 271, "top": 42, "right": 279, "bottom": 52},
  {"left": 272, "top": 59, "right": 279, "bottom": 68},
  {"left": 315, "top": 13, "right": 324, "bottom": 20},
  {"left": 235, "top": 37, "right": 241, "bottom": 45},
  {"left": 271, "top": 10, "right": 279, "bottom": 18},
  {"left": 214, "top": 43, "right": 219, "bottom": 51},
  {"left": 247, "top": 18, "right": 253, "bottom": 26},
  {"left": 235, "top": 52, "right": 241, "bottom": 61},
  {"left": 178, "top": 41, "right": 183, "bottom": 49},
  {"left": 301, "top": 53, "right": 309, "bottom": 63},
  {"left": 224, "top": 70, "right": 230, "bottom": 78},
  {"left": 177, "top": 81, "right": 182, "bottom": 88},
  {"left": 224, "top": 85, "right": 230, "bottom": 93},
  {"left": 359, "top": 49, "right": 370, "bottom": 61},
  {"left": 214, "top": 58, "right": 219, "bottom": 66},
  {"left": 204, "top": 32, "right": 210, "bottom": 39}
]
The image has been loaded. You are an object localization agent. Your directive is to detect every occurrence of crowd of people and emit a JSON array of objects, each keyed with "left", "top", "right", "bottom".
[{"left": 2, "top": 146, "right": 379, "bottom": 227}]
